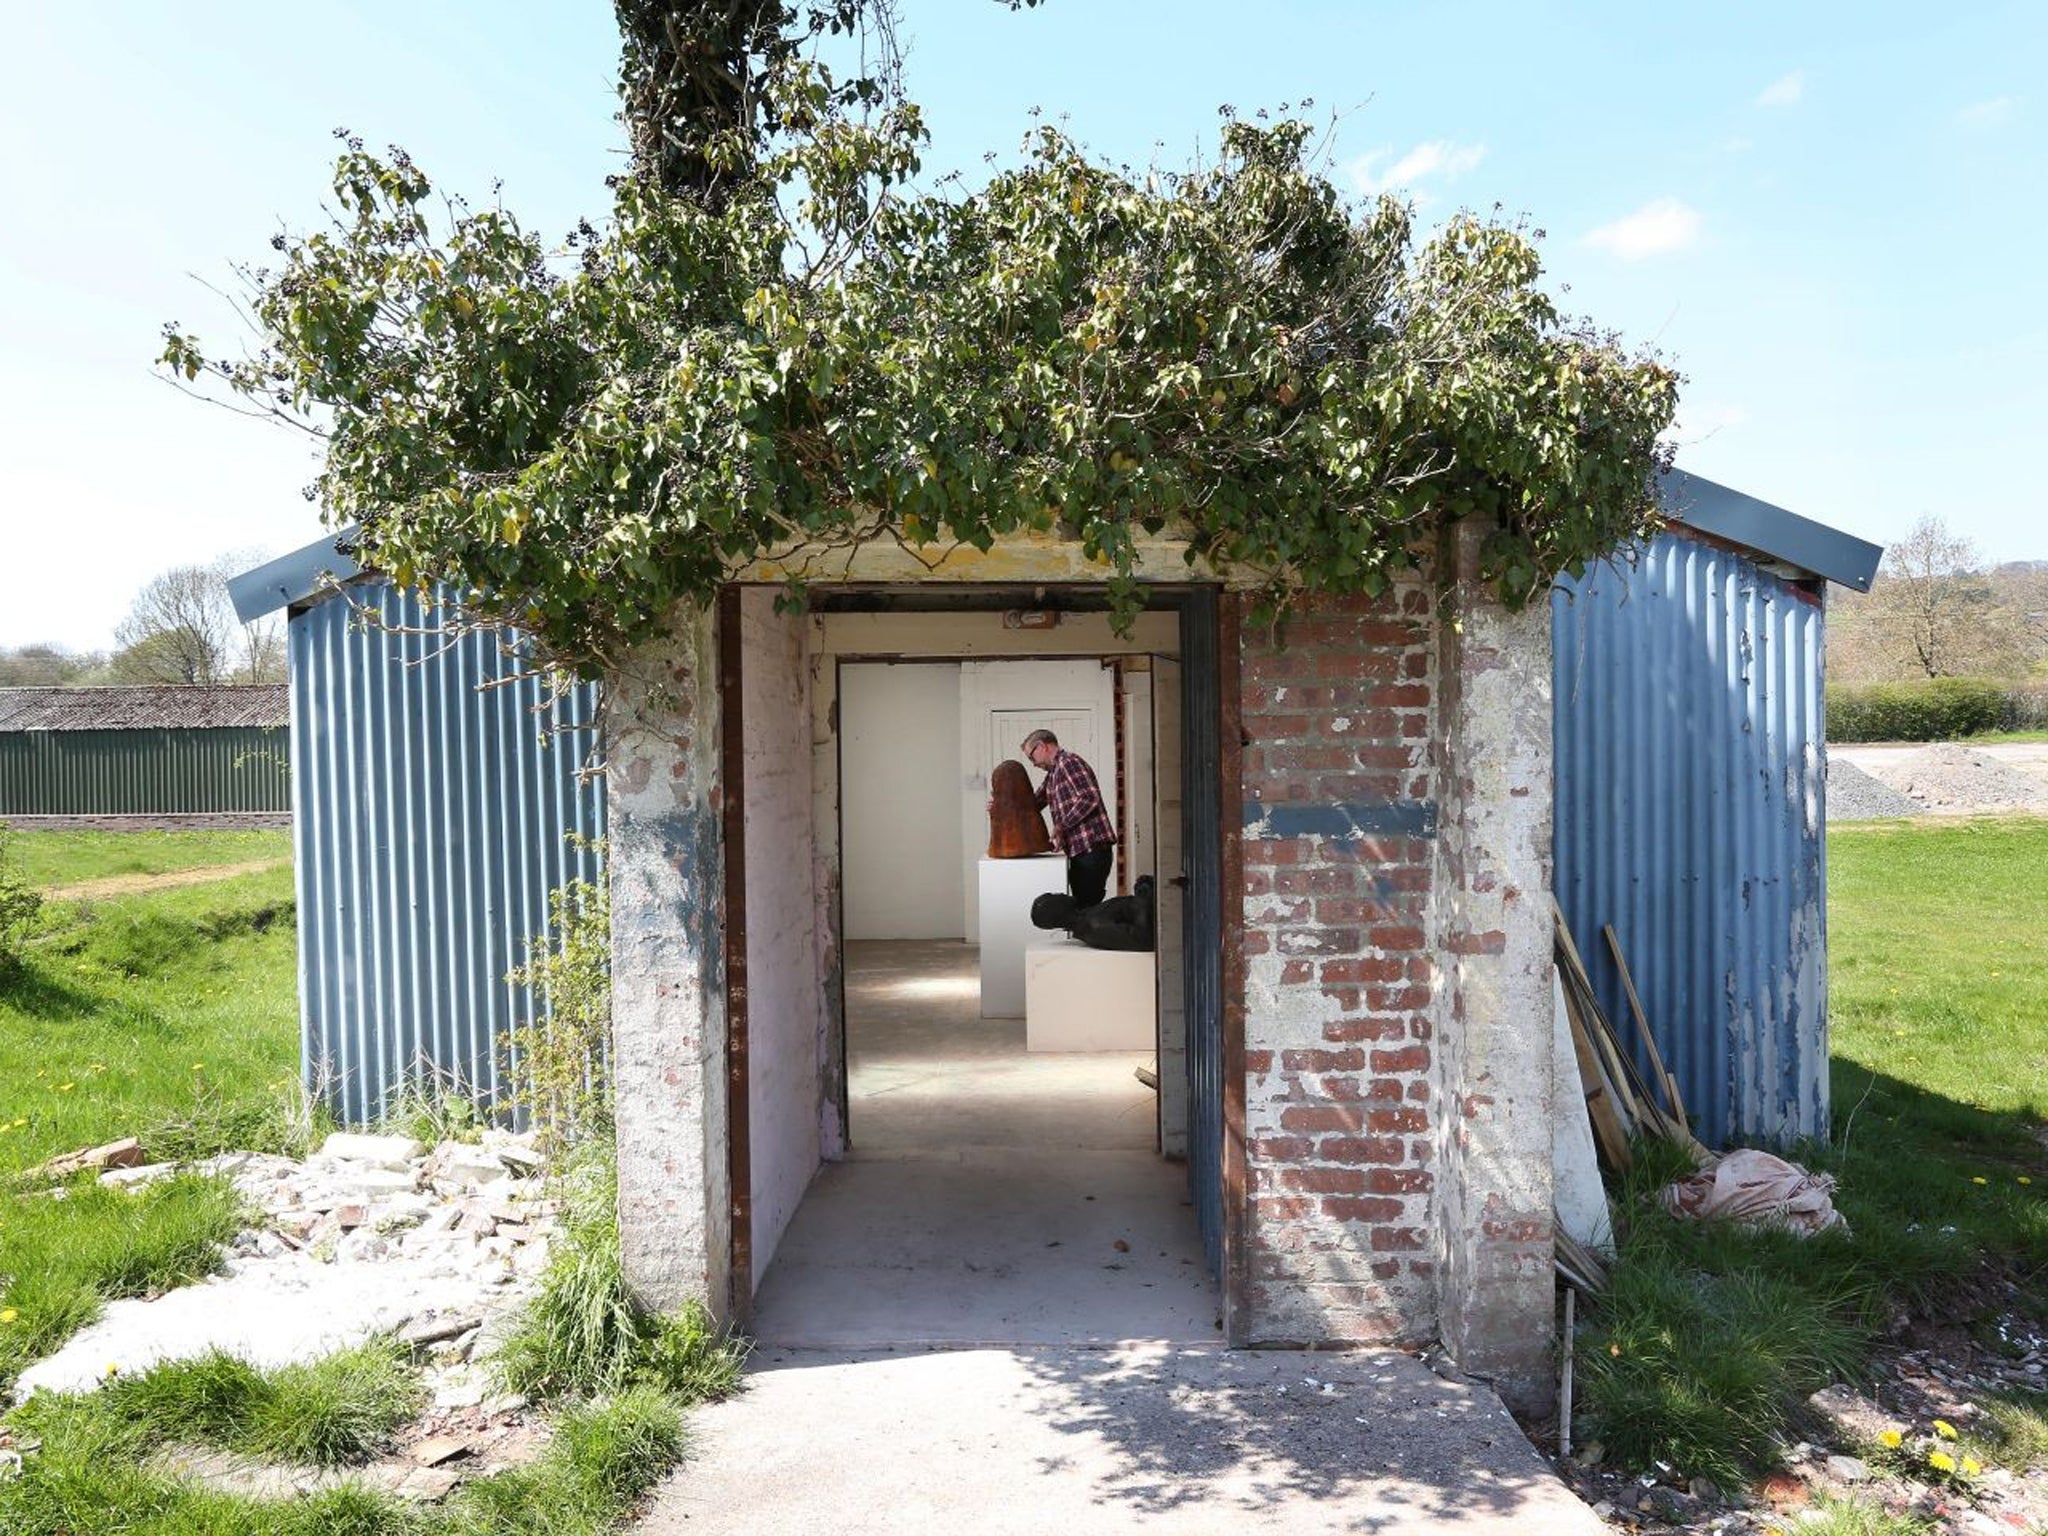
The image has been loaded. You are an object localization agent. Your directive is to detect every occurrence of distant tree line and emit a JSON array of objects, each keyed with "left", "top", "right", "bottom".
[{"left": 0, "top": 554, "right": 285, "bottom": 689}]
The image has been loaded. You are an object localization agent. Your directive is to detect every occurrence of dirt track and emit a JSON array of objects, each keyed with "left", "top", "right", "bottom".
[{"left": 42, "top": 859, "right": 290, "bottom": 902}]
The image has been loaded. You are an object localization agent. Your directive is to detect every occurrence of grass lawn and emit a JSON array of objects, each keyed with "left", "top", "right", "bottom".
[
  {"left": 0, "top": 835, "right": 304, "bottom": 1391},
  {"left": 6, "top": 827, "right": 292, "bottom": 891},
  {"left": 1579, "top": 815, "right": 2048, "bottom": 1486}
]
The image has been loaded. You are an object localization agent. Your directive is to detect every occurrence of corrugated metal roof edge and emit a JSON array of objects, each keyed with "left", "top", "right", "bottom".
[
  {"left": 228, "top": 533, "right": 363, "bottom": 623},
  {"left": 1658, "top": 468, "right": 1884, "bottom": 592}
]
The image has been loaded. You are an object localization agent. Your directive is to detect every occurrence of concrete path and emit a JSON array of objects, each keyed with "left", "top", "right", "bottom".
[
  {"left": 637, "top": 1345, "right": 1601, "bottom": 1536},
  {"left": 641, "top": 941, "right": 1600, "bottom": 1535}
]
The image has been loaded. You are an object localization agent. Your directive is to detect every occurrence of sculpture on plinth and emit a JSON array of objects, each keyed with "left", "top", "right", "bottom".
[
  {"left": 1030, "top": 876, "right": 1156, "bottom": 951},
  {"left": 987, "top": 759, "right": 1053, "bottom": 857}
]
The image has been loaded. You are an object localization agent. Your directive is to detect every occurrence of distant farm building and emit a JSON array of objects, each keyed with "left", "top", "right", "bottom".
[{"left": 0, "top": 685, "right": 289, "bottom": 820}]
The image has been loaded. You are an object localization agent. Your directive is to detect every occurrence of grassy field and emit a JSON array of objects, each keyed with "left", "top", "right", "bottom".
[
  {"left": 1582, "top": 815, "right": 2048, "bottom": 1484},
  {"left": 0, "top": 831, "right": 305, "bottom": 1391},
  {"left": 6, "top": 828, "right": 291, "bottom": 891}
]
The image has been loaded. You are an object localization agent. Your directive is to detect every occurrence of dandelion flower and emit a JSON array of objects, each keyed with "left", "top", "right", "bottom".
[
  {"left": 103, "top": 1362, "right": 119, "bottom": 1378},
  {"left": 0, "top": 1308, "right": 17, "bottom": 1324},
  {"left": 2021, "top": 1177, "right": 2034, "bottom": 1186},
  {"left": 1929, "top": 1450, "right": 1957, "bottom": 1473},
  {"left": 57, "top": 1082, "right": 74, "bottom": 1092},
  {"left": 1934, "top": 1420, "right": 1959, "bottom": 1440},
  {"left": 1879, "top": 1430, "right": 1903, "bottom": 1448},
  {"left": 1962, "top": 1457, "right": 1983, "bottom": 1476},
  {"left": 1972, "top": 1176, "right": 1987, "bottom": 1185}
]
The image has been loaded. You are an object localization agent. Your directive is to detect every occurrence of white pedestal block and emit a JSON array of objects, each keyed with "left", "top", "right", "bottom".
[
  {"left": 978, "top": 855, "right": 1068, "bottom": 1017},
  {"left": 1024, "top": 938, "right": 1156, "bottom": 1052}
]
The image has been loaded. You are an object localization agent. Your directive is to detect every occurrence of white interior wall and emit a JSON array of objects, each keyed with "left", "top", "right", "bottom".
[
  {"left": 740, "top": 590, "right": 829, "bottom": 1286},
  {"left": 839, "top": 662, "right": 965, "bottom": 940}
]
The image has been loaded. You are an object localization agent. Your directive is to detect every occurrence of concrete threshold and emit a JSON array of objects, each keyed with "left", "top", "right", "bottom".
[{"left": 637, "top": 1345, "right": 1604, "bottom": 1536}]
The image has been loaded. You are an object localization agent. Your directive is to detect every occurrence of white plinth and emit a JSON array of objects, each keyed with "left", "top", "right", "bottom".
[
  {"left": 978, "top": 855, "right": 1068, "bottom": 1017},
  {"left": 1025, "top": 938, "right": 1156, "bottom": 1052}
]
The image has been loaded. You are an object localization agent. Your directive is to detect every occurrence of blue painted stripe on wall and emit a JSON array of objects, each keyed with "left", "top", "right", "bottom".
[{"left": 1243, "top": 801, "right": 1439, "bottom": 839}]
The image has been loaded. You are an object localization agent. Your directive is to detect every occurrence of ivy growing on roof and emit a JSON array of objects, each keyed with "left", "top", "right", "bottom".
[{"left": 164, "top": 4, "right": 1676, "bottom": 676}]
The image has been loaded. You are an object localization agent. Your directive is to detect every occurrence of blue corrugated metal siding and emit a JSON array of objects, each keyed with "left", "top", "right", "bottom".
[
  {"left": 1553, "top": 531, "right": 1829, "bottom": 1146},
  {"left": 0, "top": 727, "right": 289, "bottom": 814},
  {"left": 292, "top": 582, "right": 604, "bottom": 1124}
]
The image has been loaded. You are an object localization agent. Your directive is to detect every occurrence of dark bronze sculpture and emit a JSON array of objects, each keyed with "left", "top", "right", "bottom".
[
  {"left": 1031, "top": 876, "right": 1156, "bottom": 951},
  {"left": 987, "top": 759, "right": 1053, "bottom": 858}
]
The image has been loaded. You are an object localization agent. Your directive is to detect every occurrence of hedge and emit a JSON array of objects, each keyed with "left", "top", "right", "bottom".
[{"left": 1827, "top": 678, "right": 2048, "bottom": 742}]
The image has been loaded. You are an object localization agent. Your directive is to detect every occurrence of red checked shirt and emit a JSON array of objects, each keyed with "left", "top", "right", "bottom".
[{"left": 1035, "top": 749, "right": 1117, "bottom": 857}]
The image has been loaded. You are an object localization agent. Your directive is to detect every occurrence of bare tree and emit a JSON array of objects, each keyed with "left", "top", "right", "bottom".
[
  {"left": 1857, "top": 515, "right": 2017, "bottom": 678},
  {"left": 110, "top": 556, "right": 286, "bottom": 686},
  {"left": 113, "top": 564, "right": 238, "bottom": 684}
]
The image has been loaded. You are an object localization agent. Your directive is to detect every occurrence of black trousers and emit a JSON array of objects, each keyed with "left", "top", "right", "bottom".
[{"left": 1066, "top": 844, "right": 1114, "bottom": 910}]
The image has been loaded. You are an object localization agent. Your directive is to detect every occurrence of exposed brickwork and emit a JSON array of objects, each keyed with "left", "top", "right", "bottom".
[{"left": 1238, "top": 583, "right": 1440, "bottom": 1345}]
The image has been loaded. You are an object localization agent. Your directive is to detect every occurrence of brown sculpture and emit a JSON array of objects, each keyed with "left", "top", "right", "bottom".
[{"left": 988, "top": 759, "right": 1054, "bottom": 857}]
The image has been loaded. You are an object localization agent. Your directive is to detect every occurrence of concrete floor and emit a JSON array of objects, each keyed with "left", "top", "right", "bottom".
[
  {"left": 644, "top": 942, "right": 1603, "bottom": 1535},
  {"left": 748, "top": 938, "right": 1220, "bottom": 1347}
]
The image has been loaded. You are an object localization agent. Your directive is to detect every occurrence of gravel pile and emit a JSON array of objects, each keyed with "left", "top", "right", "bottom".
[
  {"left": 1828, "top": 760, "right": 1927, "bottom": 821},
  {"left": 1867, "top": 743, "right": 2048, "bottom": 815}
]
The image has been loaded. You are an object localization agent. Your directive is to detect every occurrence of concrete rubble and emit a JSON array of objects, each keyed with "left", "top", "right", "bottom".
[{"left": 9, "top": 1127, "right": 561, "bottom": 1503}]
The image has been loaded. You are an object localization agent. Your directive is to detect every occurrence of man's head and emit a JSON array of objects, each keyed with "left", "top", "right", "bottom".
[{"left": 1021, "top": 729, "right": 1059, "bottom": 770}]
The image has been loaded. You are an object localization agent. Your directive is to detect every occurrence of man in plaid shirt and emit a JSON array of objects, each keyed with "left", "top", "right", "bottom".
[{"left": 1022, "top": 728, "right": 1117, "bottom": 909}]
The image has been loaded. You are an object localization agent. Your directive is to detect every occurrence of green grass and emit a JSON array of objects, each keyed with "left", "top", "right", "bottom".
[
  {"left": 84, "top": 1340, "right": 423, "bottom": 1466},
  {"left": 1789, "top": 1498, "right": 1939, "bottom": 1536},
  {"left": 0, "top": 853, "right": 305, "bottom": 1394},
  {"left": 0, "top": 864, "right": 304, "bottom": 1174},
  {"left": 494, "top": 1145, "right": 746, "bottom": 1405},
  {"left": 6, "top": 828, "right": 291, "bottom": 891},
  {"left": 0, "top": 1379, "right": 687, "bottom": 1536},
  {"left": 1579, "top": 818, "right": 2048, "bottom": 1486},
  {"left": 0, "top": 1174, "right": 243, "bottom": 1389}
]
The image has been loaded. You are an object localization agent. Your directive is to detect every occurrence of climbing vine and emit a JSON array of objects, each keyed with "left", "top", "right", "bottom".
[{"left": 163, "top": 9, "right": 1676, "bottom": 676}]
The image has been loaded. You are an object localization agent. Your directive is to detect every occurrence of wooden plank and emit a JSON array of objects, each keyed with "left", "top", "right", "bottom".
[{"left": 1604, "top": 922, "right": 1681, "bottom": 1123}]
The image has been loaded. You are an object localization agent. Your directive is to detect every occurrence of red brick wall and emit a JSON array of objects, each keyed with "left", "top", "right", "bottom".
[{"left": 1237, "top": 583, "right": 1440, "bottom": 1344}]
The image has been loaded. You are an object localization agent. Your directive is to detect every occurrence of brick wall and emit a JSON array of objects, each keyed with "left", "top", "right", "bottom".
[{"left": 1238, "top": 582, "right": 1441, "bottom": 1344}]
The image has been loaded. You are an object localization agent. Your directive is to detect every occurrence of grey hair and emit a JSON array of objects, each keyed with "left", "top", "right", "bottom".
[{"left": 1020, "top": 728, "right": 1059, "bottom": 753}]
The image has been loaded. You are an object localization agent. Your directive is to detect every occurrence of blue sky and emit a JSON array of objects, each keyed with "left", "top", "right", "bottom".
[{"left": 2, "top": 1, "right": 2041, "bottom": 651}]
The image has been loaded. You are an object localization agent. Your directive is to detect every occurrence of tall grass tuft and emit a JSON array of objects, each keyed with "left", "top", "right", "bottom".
[
  {"left": 493, "top": 1143, "right": 745, "bottom": 1404},
  {"left": 1578, "top": 1205, "right": 1869, "bottom": 1486},
  {"left": 0, "top": 1175, "right": 240, "bottom": 1392},
  {"left": 89, "top": 1339, "right": 423, "bottom": 1466}
]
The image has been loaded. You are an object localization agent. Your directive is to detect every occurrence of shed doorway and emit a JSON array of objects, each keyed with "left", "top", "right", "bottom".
[{"left": 727, "top": 591, "right": 1225, "bottom": 1348}]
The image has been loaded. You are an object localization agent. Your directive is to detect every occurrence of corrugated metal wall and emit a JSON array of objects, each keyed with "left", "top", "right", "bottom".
[
  {"left": 0, "top": 727, "right": 289, "bottom": 815},
  {"left": 291, "top": 582, "right": 605, "bottom": 1124},
  {"left": 1553, "top": 530, "right": 1829, "bottom": 1146}
]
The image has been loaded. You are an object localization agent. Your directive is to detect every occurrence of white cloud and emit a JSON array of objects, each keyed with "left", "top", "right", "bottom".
[
  {"left": 1347, "top": 139, "right": 1487, "bottom": 198},
  {"left": 1756, "top": 71, "right": 1805, "bottom": 108},
  {"left": 1956, "top": 96, "right": 2017, "bottom": 128},
  {"left": 1582, "top": 198, "right": 1703, "bottom": 261}
]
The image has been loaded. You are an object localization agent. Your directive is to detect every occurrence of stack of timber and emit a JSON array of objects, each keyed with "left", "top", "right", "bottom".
[
  {"left": 1554, "top": 899, "right": 1706, "bottom": 1171},
  {"left": 1553, "top": 902, "right": 1709, "bottom": 1296}
]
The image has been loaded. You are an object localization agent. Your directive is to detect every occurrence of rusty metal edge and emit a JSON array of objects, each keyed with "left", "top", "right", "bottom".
[
  {"left": 717, "top": 585, "right": 754, "bottom": 1326},
  {"left": 1216, "top": 590, "right": 1251, "bottom": 1346}
]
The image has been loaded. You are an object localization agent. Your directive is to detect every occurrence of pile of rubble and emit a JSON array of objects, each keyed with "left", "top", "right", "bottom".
[
  {"left": 9, "top": 1128, "right": 566, "bottom": 1503},
  {"left": 1554, "top": 1370, "right": 2048, "bottom": 1536}
]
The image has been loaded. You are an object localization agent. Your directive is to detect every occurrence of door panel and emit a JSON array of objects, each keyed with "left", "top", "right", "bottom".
[{"left": 1153, "top": 656, "right": 1187, "bottom": 1159}]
